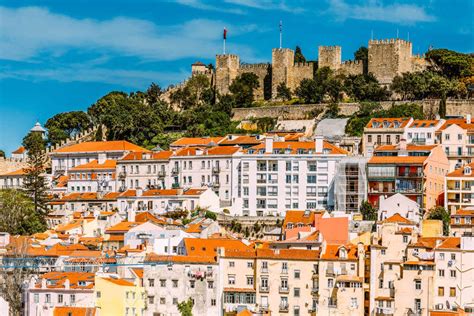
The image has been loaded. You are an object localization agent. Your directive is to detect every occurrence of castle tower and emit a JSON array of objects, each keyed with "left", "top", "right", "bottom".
[
  {"left": 271, "top": 48, "right": 294, "bottom": 99},
  {"left": 318, "top": 46, "right": 342, "bottom": 70},
  {"left": 215, "top": 54, "right": 240, "bottom": 95},
  {"left": 368, "top": 39, "right": 413, "bottom": 85}
]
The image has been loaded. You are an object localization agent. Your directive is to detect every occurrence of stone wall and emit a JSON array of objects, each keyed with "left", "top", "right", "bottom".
[
  {"left": 0, "top": 158, "right": 27, "bottom": 175},
  {"left": 411, "top": 55, "right": 428, "bottom": 72},
  {"left": 232, "top": 99, "right": 474, "bottom": 121},
  {"left": 318, "top": 46, "right": 342, "bottom": 69},
  {"left": 368, "top": 39, "right": 412, "bottom": 85},
  {"left": 215, "top": 54, "right": 240, "bottom": 95},
  {"left": 238, "top": 63, "right": 271, "bottom": 100},
  {"left": 271, "top": 48, "right": 294, "bottom": 99},
  {"left": 339, "top": 60, "right": 364, "bottom": 76},
  {"left": 289, "top": 62, "right": 315, "bottom": 91}
]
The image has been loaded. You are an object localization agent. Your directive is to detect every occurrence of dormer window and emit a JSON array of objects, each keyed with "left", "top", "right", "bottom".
[
  {"left": 372, "top": 121, "right": 380, "bottom": 128},
  {"left": 383, "top": 120, "right": 390, "bottom": 128},
  {"left": 339, "top": 248, "right": 347, "bottom": 259},
  {"left": 393, "top": 121, "right": 400, "bottom": 128},
  {"left": 464, "top": 167, "right": 472, "bottom": 175}
]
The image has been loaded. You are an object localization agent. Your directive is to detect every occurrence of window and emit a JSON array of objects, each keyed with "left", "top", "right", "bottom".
[
  {"left": 294, "top": 270, "right": 300, "bottom": 279},
  {"left": 70, "top": 294, "right": 75, "bottom": 304},
  {"left": 415, "top": 280, "right": 421, "bottom": 290},
  {"left": 438, "top": 287, "right": 444, "bottom": 296},
  {"left": 190, "top": 280, "right": 195, "bottom": 288},
  {"left": 294, "top": 305, "right": 300, "bottom": 316},
  {"left": 58, "top": 294, "right": 63, "bottom": 303},
  {"left": 160, "top": 297, "right": 166, "bottom": 304},
  {"left": 160, "top": 279, "right": 166, "bottom": 287},
  {"left": 328, "top": 279, "right": 334, "bottom": 288},
  {"left": 439, "top": 269, "right": 445, "bottom": 277},
  {"left": 247, "top": 276, "right": 254, "bottom": 286},
  {"left": 229, "top": 261, "right": 235, "bottom": 267},
  {"left": 351, "top": 297, "right": 358, "bottom": 308},
  {"left": 34, "top": 294, "right": 39, "bottom": 303},
  {"left": 450, "top": 287, "right": 456, "bottom": 297},
  {"left": 403, "top": 235, "right": 408, "bottom": 243},
  {"left": 228, "top": 275, "right": 235, "bottom": 285},
  {"left": 211, "top": 299, "right": 216, "bottom": 306},
  {"left": 148, "top": 296, "right": 154, "bottom": 304},
  {"left": 368, "top": 135, "right": 372, "bottom": 143},
  {"left": 451, "top": 253, "right": 456, "bottom": 260},
  {"left": 208, "top": 281, "right": 214, "bottom": 289},
  {"left": 450, "top": 270, "right": 457, "bottom": 278},
  {"left": 381, "top": 249, "right": 386, "bottom": 255},
  {"left": 294, "top": 287, "right": 300, "bottom": 297},
  {"left": 148, "top": 279, "right": 154, "bottom": 287},
  {"left": 173, "top": 298, "right": 178, "bottom": 305},
  {"left": 439, "top": 253, "right": 445, "bottom": 260},
  {"left": 172, "top": 280, "right": 178, "bottom": 288}
]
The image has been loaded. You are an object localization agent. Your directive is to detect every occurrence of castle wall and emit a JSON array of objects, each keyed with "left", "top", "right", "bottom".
[
  {"left": 368, "top": 39, "right": 412, "bottom": 85},
  {"left": 232, "top": 99, "right": 474, "bottom": 121},
  {"left": 288, "top": 62, "right": 315, "bottom": 92},
  {"left": 318, "top": 46, "right": 342, "bottom": 70},
  {"left": 215, "top": 54, "right": 240, "bottom": 95},
  {"left": 271, "top": 49, "right": 294, "bottom": 99},
  {"left": 338, "top": 60, "right": 364, "bottom": 76},
  {"left": 411, "top": 55, "right": 428, "bottom": 72},
  {"left": 238, "top": 63, "right": 271, "bottom": 100}
]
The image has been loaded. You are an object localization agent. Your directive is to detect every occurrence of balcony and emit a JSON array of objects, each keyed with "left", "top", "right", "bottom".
[
  {"left": 376, "top": 307, "right": 394, "bottom": 316},
  {"left": 446, "top": 150, "right": 473, "bottom": 157},
  {"left": 326, "top": 269, "right": 335, "bottom": 277},
  {"left": 397, "top": 172, "right": 423, "bottom": 178},
  {"left": 311, "top": 287, "right": 319, "bottom": 295},
  {"left": 171, "top": 167, "right": 180, "bottom": 175},
  {"left": 279, "top": 303, "right": 289, "bottom": 312},
  {"left": 259, "top": 285, "right": 269, "bottom": 293},
  {"left": 211, "top": 182, "right": 220, "bottom": 188},
  {"left": 171, "top": 183, "right": 180, "bottom": 189},
  {"left": 212, "top": 166, "right": 220, "bottom": 174},
  {"left": 328, "top": 299, "right": 337, "bottom": 308},
  {"left": 411, "top": 138, "right": 426, "bottom": 145},
  {"left": 279, "top": 286, "right": 289, "bottom": 294},
  {"left": 157, "top": 170, "right": 166, "bottom": 178},
  {"left": 118, "top": 172, "right": 127, "bottom": 179}
]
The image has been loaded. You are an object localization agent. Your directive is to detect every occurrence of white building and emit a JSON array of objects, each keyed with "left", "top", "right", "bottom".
[
  {"left": 67, "top": 158, "right": 117, "bottom": 193},
  {"left": 117, "top": 151, "right": 173, "bottom": 191},
  {"left": 236, "top": 136, "right": 348, "bottom": 216},
  {"left": 117, "top": 187, "right": 220, "bottom": 217},
  {"left": 404, "top": 119, "right": 445, "bottom": 145},
  {"left": 378, "top": 193, "right": 421, "bottom": 223}
]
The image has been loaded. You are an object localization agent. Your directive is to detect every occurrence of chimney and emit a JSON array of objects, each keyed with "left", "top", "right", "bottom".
[
  {"left": 265, "top": 137, "right": 274, "bottom": 154},
  {"left": 41, "top": 278, "right": 47, "bottom": 289},
  {"left": 136, "top": 187, "right": 143, "bottom": 197},
  {"left": 64, "top": 279, "right": 70, "bottom": 289},
  {"left": 467, "top": 114, "right": 472, "bottom": 124},
  {"left": 398, "top": 138, "right": 407, "bottom": 156},
  {"left": 127, "top": 208, "right": 136, "bottom": 222},
  {"left": 98, "top": 153, "right": 106, "bottom": 164},
  {"left": 315, "top": 136, "right": 324, "bottom": 153}
]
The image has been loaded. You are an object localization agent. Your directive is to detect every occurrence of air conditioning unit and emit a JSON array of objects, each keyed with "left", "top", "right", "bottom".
[
  {"left": 435, "top": 304, "right": 443, "bottom": 310},
  {"left": 448, "top": 260, "right": 453, "bottom": 267}
]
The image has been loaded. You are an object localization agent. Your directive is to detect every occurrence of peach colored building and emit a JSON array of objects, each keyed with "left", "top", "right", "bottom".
[
  {"left": 363, "top": 117, "right": 413, "bottom": 157},
  {"left": 445, "top": 162, "right": 474, "bottom": 213}
]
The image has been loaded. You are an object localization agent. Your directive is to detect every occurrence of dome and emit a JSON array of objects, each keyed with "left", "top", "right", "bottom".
[{"left": 30, "top": 121, "right": 46, "bottom": 133}]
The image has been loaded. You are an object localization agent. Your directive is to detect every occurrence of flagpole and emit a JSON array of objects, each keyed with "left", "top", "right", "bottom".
[
  {"left": 223, "top": 38, "right": 226, "bottom": 54},
  {"left": 279, "top": 20, "right": 282, "bottom": 49},
  {"left": 223, "top": 27, "right": 227, "bottom": 54}
]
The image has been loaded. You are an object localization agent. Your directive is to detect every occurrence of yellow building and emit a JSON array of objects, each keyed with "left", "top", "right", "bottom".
[{"left": 95, "top": 276, "right": 145, "bottom": 316}]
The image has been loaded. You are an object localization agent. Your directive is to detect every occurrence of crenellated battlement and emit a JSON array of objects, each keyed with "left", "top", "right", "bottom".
[
  {"left": 216, "top": 54, "right": 239, "bottom": 60},
  {"left": 272, "top": 48, "right": 293, "bottom": 53},
  {"left": 240, "top": 63, "right": 271, "bottom": 70},
  {"left": 319, "top": 45, "right": 341, "bottom": 50},
  {"left": 341, "top": 60, "right": 361, "bottom": 65},
  {"left": 369, "top": 38, "right": 412, "bottom": 46},
  {"left": 293, "top": 62, "right": 314, "bottom": 68}
]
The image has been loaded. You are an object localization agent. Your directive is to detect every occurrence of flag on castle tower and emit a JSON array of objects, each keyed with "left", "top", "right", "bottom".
[
  {"left": 279, "top": 20, "right": 282, "bottom": 32},
  {"left": 223, "top": 28, "right": 227, "bottom": 40}
]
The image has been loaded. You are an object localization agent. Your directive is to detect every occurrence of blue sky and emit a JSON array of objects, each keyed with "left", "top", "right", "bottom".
[{"left": 0, "top": 0, "right": 472, "bottom": 154}]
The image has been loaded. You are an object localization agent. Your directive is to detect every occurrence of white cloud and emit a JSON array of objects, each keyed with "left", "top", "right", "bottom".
[
  {"left": 0, "top": 6, "right": 257, "bottom": 62},
  {"left": 327, "top": 0, "right": 436, "bottom": 24},
  {"left": 224, "top": 0, "right": 304, "bottom": 13},
  {"left": 174, "top": 0, "right": 245, "bottom": 14}
]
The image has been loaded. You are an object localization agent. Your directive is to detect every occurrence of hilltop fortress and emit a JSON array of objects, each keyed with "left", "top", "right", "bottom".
[{"left": 189, "top": 38, "right": 428, "bottom": 101}]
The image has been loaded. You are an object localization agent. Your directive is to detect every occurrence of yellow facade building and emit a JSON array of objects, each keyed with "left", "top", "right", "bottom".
[{"left": 95, "top": 276, "right": 145, "bottom": 316}]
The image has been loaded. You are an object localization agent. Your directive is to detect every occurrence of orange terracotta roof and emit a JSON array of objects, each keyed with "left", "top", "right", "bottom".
[
  {"left": 375, "top": 144, "right": 437, "bottom": 151},
  {"left": 131, "top": 268, "right": 144, "bottom": 278},
  {"left": 53, "top": 141, "right": 149, "bottom": 153},
  {"left": 409, "top": 120, "right": 441, "bottom": 128},
  {"left": 145, "top": 253, "right": 217, "bottom": 264},
  {"left": 404, "top": 261, "right": 435, "bottom": 266},
  {"left": 283, "top": 210, "right": 316, "bottom": 228},
  {"left": 174, "top": 146, "right": 240, "bottom": 157},
  {"left": 321, "top": 244, "right": 358, "bottom": 261},
  {"left": 380, "top": 213, "right": 415, "bottom": 225},
  {"left": 55, "top": 175, "right": 69, "bottom": 187},
  {"left": 53, "top": 307, "right": 96, "bottom": 316},
  {"left": 171, "top": 137, "right": 224, "bottom": 147},
  {"left": 220, "top": 135, "right": 261, "bottom": 146},
  {"left": 70, "top": 159, "right": 116, "bottom": 170},
  {"left": 438, "top": 118, "right": 474, "bottom": 131},
  {"left": 245, "top": 141, "right": 348, "bottom": 155},
  {"left": 223, "top": 288, "right": 256, "bottom": 293},
  {"left": 365, "top": 117, "right": 411, "bottom": 129},
  {"left": 368, "top": 156, "right": 428, "bottom": 164},
  {"left": 447, "top": 162, "right": 474, "bottom": 178},
  {"left": 56, "top": 220, "right": 84, "bottom": 233},
  {"left": 409, "top": 237, "right": 445, "bottom": 249},
  {"left": 12, "top": 146, "right": 26, "bottom": 154},
  {"left": 436, "top": 237, "right": 460, "bottom": 250},
  {"left": 36, "top": 272, "right": 95, "bottom": 290},
  {"left": 101, "top": 277, "right": 135, "bottom": 286},
  {"left": 0, "top": 168, "right": 27, "bottom": 176},
  {"left": 314, "top": 215, "right": 349, "bottom": 244},
  {"left": 105, "top": 221, "right": 139, "bottom": 233},
  {"left": 121, "top": 151, "right": 173, "bottom": 161},
  {"left": 236, "top": 309, "right": 253, "bottom": 316},
  {"left": 184, "top": 238, "right": 250, "bottom": 259},
  {"left": 452, "top": 209, "right": 474, "bottom": 216},
  {"left": 336, "top": 275, "right": 363, "bottom": 282}
]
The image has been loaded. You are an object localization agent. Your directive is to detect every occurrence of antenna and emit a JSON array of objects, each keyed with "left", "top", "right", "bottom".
[
  {"left": 371, "top": 30, "right": 374, "bottom": 40},
  {"left": 279, "top": 20, "right": 283, "bottom": 49},
  {"left": 407, "top": 31, "right": 410, "bottom": 41},
  {"left": 396, "top": 29, "right": 399, "bottom": 38}
]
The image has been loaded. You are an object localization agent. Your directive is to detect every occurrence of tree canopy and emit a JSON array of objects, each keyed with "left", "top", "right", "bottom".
[
  {"left": 427, "top": 206, "right": 450, "bottom": 236},
  {"left": 229, "top": 72, "right": 260, "bottom": 107},
  {"left": 354, "top": 46, "right": 368, "bottom": 74},
  {"left": 425, "top": 48, "right": 473, "bottom": 79},
  {"left": 294, "top": 46, "right": 306, "bottom": 63},
  {"left": 45, "top": 111, "right": 92, "bottom": 146}
]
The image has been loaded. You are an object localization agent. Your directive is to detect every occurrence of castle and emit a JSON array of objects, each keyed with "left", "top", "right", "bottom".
[{"left": 191, "top": 38, "right": 427, "bottom": 101}]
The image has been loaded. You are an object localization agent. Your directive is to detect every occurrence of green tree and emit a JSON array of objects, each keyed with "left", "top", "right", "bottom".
[
  {"left": 45, "top": 111, "right": 91, "bottom": 146},
  {"left": 427, "top": 206, "right": 450, "bottom": 236},
  {"left": 0, "top": 189, "right": 47, "bottom": 235},
  {"left": 344, "top": 74, "right": 389, "bottom": 101},
  {"left": 295, "top": 78, "right": 319, "bottom": 103},
  {"left": 204, "top": 210, "right": 217, "bottom": 221},
  {"left": 322, "top": 103, "right": 340, "bottom": 119},
  {"left": 146, "top": 82, "right": 162, "bottom": 105},
  {"left": 229, "top": 72, "right": 260, "bottom": 107},
  {"left": 360, "top": 200, "right": 377, "bottom": 221},
  {"left": 425, "top": 48, "right": 473, "bottom": 79},
  {"left": 177, "top": 298, "right": 194, "bottom": 316},
  {"left": 294, "top": 46, "right": 306, "bottom": 63},
  {"left": 438, "top": 96, "right": 447, "bottom": 118},
  {"left": 354, "top": 46, "right": 368, "bottom": 74},
  {"left": 276, "top": 82, "right": 292, "bottom": 101},
  {"left": 0, "top": 149, "right": 5, "bottom": 158}
]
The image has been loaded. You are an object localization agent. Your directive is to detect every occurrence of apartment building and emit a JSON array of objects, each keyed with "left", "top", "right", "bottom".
[
  {"left": 0, "top": 168, "right": 26, "bottom": 189},
  {"left": 450, "top": 209, "right": 474, "bottom": 236},
  {"left": 445, "top": 162, "right": 474, "bottom": 212},
  {"left": 169, "top": 136, "right": 225, "bottom": 150},
  {"left": 436, "top": 115, "right": 474, "bottom": 171},
  {"left": 219, "top": 247, "right": 319, "bottom": 315},
  {"left": 363, "top": 117, "right": 413, "bottom": 156},
  {"left": 25, "top": 272, "right": 95, "bottom": 316},
  {"left": 367, "top": 141, "right": 449, "bottom": 210},
  {"left": 404, "top": 119, "right": 445, "bottom": 145},
  {"left": 237, "top": 136, "right": 348, "bottom": 216},
  {"left": 117, "top": 151, "right": 173, "bottom": 191},
  {"left": 50, "top": 140, "right": 149, "bottom": 176},
  {"left": 169, "top": 146, "right": 242, "bottom": 209},
  {"left": 67, "top": 158, "right": 117, "bottom": 193}
]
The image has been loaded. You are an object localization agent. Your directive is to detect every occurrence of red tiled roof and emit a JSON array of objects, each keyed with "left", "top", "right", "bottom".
[
  {"left": 245, "top": 141, "right": 348, "bottom": 155},
  {"left": 365, "top": 117, "right": 411, "bottom": 129},
  {"left": 380, "top": 213, "right": 415, "bottom": 225},
  {"left": 53, "top": 307, "right": 96, "bottom": 316},
  {"left": 121, "top": 151, "right": 173, "bottom": 161},
  {"left": 53, "top": 141, "right": 149, "bottom": 153},
  {"left": 0, "top": 168, "right": 27, "bottom": 176},
  {"left": 70, "top": 159, "right": 116, "bottom": 170},
  {"left": 438, "top": 118, "right": 474, "bottom": 131},
  {"left": 12, "top": 146, "right": 26, "bottom": 154},
  {"left": 101, "top": 277, "right": 135, "bottom": 286},
  {"left": 171, "top": 137, "right": 225, "bottom": 147},
  {"left": 447, "top": 162, "right": 474, "bottom": 178}
]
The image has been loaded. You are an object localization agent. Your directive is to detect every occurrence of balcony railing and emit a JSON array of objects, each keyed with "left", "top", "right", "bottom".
[
  {"left": 171, "top": 167, "right": 180, "bottom": 175},
  {"left": 281, "top": 269, "right": 288, "bottom": 274},
  {"left": 157, "top": 170, "right": 166, "bottom": 178},
  {"left": 397, "top": 172, "right": 423, "bottom": 178},
  {"left": 259, "top": 285, "right": 269, "bottom": 293},
  {"left": 279, "top": 286, "right": 289, "bottom": 293},
  {"left": 212, "top": 166, "right": 220, "bottom": 174},
  {"left": 311, "top": 287, "right": 319, "bottom": 295},
  {"left": 118, "top": 172, "right": 127, "bottom": 179},
  {"left": 279, "top": 304, "right": 289, "bottom": 312},
  {"left": 260, "top": 267, "right": 268, "bottom": 273},
  {"left": 326, "top": 269, "right": 335, "bottom": 277}
]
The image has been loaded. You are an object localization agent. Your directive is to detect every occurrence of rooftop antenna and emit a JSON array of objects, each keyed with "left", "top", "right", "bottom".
[
  {"left": 371, "top": 30, "right": 374, "bottom": 40},
  {"left": 223, "top": 27, "right": 227, "bottom": 54},
  {"left": 396, "top": 29, "right": 399, "bottom": 38},
  {"left": 279, "top": 20, "right": 283, "bottom": 49},
  {"left": 407, "top": 31, "right": 410, "bottom": 41}
]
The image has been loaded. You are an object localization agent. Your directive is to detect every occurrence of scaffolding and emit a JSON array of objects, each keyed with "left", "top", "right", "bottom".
[{"left": 335, "top": 157, "right": 368, "bottom": 213}]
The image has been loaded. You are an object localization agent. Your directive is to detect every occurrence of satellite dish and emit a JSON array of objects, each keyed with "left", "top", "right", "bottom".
[{"left": 446, "top": 301, "right": 450, "bottom": 309}]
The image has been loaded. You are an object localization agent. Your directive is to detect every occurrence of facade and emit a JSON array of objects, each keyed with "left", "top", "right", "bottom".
[
  {"left": 450, "top": 209, "right": 474, "bottom": 236},
  {"left": 367, "top": 142, "right": 449, "bottom": 210},
  {"left": 445, "top": 162, "right": 474, "bottom": 212},
  {"left": 0, "top": 168, "right": 26, "bottom": 189},
  {"left": 363, "top": 117, "right": 413, "bottom": 157},
  {"left": 404, "top": 119, "right": 445, "bottom": 145},
  {"left": 236, "top": 136, "right": 348, "bottom": 216},
  {"left": 436, "top": 116, "right": 474, "bottom": 171},
  {"left": 25, "top": 272, "right": 95, "bottom": 316},
  {"left": 378, "top": 193, "right": 421, "bottom": 223},
  {"left": 67, "top": 159, "right": 117, "bottom": 193}
]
